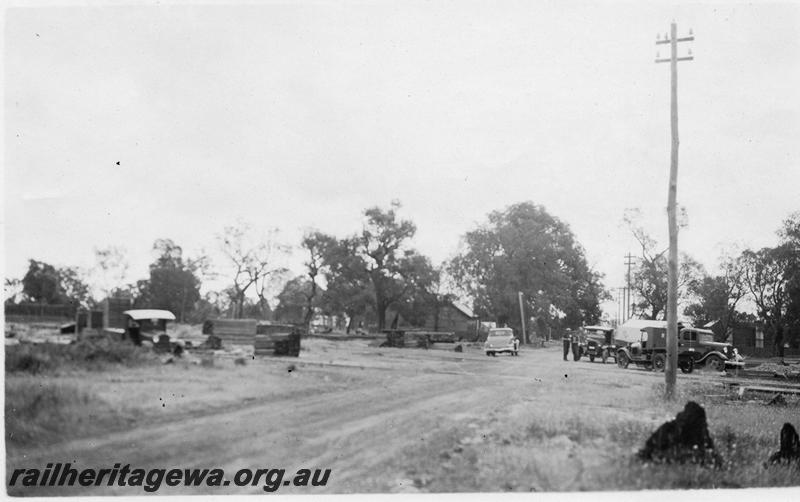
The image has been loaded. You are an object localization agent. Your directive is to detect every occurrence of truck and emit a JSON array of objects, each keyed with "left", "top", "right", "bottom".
[
  {"left": 677, "top": 327, "right": 744, "bottom": 371},
  {"left": 614, "top": 319, "right": 668, "bottom": 346},
  {"left": 577, "top": 325, "right": 617, "bottom": 363},
  {"left": 616, "top": 326, "right": 695, "bottom": 373}
]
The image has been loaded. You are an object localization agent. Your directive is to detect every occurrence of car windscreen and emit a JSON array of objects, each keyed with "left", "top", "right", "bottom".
[{"left": 487, "top": 334, "right": 511, "bottom": 340}]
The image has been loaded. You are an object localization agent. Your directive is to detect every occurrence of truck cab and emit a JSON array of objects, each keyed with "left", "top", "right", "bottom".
[{"left": 678, "top": 327, "right": 743, "bottom": 371}]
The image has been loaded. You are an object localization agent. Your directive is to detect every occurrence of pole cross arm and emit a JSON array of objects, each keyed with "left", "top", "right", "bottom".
[
  {"left": 655, "top": 56, "right": 694, "bottom": 63},
  {"left": 655, "top": 36, "right": 694, "bottom": 45}
]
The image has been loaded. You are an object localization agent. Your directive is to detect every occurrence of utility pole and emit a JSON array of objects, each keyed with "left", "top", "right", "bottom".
[
  {"left": 656, "top": 22, "right": 693, "bottom": 400},
  {"left": 518, "top": 291, "right": 527, "bottom": 344},
  {"left": 624, "top": 253, "right": 636, "bottom": 320}
]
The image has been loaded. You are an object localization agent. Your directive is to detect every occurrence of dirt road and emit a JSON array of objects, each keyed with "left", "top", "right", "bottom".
[{"left": 7, "top": 340, "right": 796, "bottom": 495}]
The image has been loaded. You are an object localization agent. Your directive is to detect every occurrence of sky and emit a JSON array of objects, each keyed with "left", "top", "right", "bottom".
[{"left": 3, "top": 0, "right": 800, "bottom": 318}]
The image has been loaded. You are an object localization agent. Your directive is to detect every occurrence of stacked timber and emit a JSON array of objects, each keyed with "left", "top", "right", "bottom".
[
  {"left": 384, "top": 330, "right": 406, "bottom": 348},
  {"left": 383, "top": 330, "right": 456, "bottom": 348},
  {"left": 425, "top": 331, "right": 456, "bottom": 343},
  {"left": 257, "top": 323, "right": 297, "bottom": 335},
  {"left": 254, "top": 331, "right": 301, "bottom": 357},
  {"left": 415, "top": 334, "right": 431, "bottom": 349},
  {"left": 205, "top": 319, "right": 257, "bottom": 346}
]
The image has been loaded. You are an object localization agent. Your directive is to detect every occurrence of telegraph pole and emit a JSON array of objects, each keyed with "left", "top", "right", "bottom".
[
  {"left": 518, "top": 291, "right": 527, "bottom": 344},
  {"left": 624, "top": 253, "right": 636, "bottom": 320},
  {"left": 656, "top": 22, "right": 693, "bottom": 400}
]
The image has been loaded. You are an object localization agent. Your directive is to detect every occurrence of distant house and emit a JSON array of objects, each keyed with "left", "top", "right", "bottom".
[
  {"left": 383, "top": 301, "right": 480, "bottom": 340},
  {"left": 727, "top": 322, "right": 800, "bottom": 358},
  {"left": 418, "top": 302, "right": 480, "bottom": 340}
]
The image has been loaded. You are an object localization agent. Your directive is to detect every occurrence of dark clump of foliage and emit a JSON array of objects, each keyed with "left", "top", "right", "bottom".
[{"left": 6, "top": 338, "right": 157, "bottom": 374}]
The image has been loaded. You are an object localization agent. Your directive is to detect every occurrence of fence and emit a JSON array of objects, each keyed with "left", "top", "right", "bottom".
[{"left": 4, "top": 303, "right": 77, "bottom": 323}]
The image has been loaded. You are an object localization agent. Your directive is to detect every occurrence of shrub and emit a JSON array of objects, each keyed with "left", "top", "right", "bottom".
[
  {"left": 5, "top": 348, "right": 53, "bottom": 374},
  {"left": 5, "top": 338, "right": 158, "bottom": 374}
]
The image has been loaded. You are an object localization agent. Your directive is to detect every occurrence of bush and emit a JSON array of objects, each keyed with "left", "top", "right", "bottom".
[
  {"left": 5, "top": 349, "right": 52, "bottom": 374},
  {"left": 5, "top": 338, "right": 158, "bottom": 374}
]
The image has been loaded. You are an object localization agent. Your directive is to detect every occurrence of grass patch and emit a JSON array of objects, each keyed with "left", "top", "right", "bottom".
[
  {"left": 381, "top": 379, "right": 800, "bottom": 492},
  {"left": 525, "top": 415, "right": 653, "bottom": 445},
  {"left": 5, "top": 379, "right": 132, "bottom": 447}
]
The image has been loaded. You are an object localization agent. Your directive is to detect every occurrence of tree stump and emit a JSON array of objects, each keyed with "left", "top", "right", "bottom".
[{"left": 637, "top": 401, "right": 722, "bottom": 467}]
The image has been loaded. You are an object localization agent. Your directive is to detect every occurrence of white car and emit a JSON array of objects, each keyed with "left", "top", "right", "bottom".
[{"left": 484, "top": 328, "right": 519, "bottom": 356}]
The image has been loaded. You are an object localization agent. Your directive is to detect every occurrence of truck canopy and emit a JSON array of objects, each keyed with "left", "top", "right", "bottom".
[
  {"left": 615, "top": 319, "right": 667, "bottom": 345},
  {"left": 123, "top": 309, "right": 176, "bottom": 321}
]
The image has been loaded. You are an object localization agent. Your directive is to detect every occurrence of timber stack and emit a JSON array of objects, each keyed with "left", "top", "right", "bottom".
[
  {"left": 204, "top": 319, "right": 257, "bottom": 346},
  {"left": 254, "top": 323, "right": 302, "bottom": 357}
]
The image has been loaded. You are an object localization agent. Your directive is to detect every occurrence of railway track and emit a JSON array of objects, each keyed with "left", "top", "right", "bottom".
[{"left": 704, "top": 369, "right": 800, "bottom": 397}]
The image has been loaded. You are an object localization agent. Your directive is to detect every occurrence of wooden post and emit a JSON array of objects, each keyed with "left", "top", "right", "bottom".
[
  {"left": 665, "top": 21, "right": 680, "bottom": 399},
  {"left": 656, "top": 22, "right": 693, "bottom": 399},
  {"left": 518, "top": 291, "right": 527, "bottom": 344},
  {"left": 74, "top": 308, "right": 81, "bottom": 340},
  {"left": 624, "top": 253, "right": 635, "bottom": 320}
]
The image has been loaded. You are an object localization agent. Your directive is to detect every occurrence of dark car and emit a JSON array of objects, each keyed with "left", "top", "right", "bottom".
[
  {"left": 579, "top": 325, "right": 617, "bottom": 363},
  {"left": 678, "top": 327, "right": 744, "bottom": 371}
]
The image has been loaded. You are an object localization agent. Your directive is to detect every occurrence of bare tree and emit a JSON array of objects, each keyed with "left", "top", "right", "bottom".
[
  {"left": 217, "top": 223, "right": 288, "bottom": 319},
  {"left": 624, "top": 212, "right": 702, "bottom": 319},
  {"left": 684, "top": 252, "right": 748, "bottom": 340},
  {"left": 91, "top": 246, "right": 131, "bottom": 301},
  {"left": 4, "top": 277, "right": 23, "bottom": 304},
  {"left": 300, "top": 231, "right": 329, "bottom": 331}
]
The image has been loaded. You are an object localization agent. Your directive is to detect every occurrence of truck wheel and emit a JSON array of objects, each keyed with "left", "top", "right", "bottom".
[
  {"left": 617, "top": 352, "right": 630, "bottom": 369},
  {"left": 706, "top": 355, "right": 724, "bottom": 371},
  {"left": 589, "top": 354, "right": 595, "bottom": 362},
  {"left": 653, "top": 353, "right": 666, "bottom": 372}
]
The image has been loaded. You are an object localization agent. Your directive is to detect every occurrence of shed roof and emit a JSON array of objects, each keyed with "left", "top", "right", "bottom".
[
  {"left": 451, "top": 302, "right": 477, "bottom": 319},
  {"left": 123, "top": 309, "right": 176, "bottom": 321}
]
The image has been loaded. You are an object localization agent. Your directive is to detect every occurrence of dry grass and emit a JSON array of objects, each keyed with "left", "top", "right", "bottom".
[
  {"left": 4, "top": 355, "right": 367, "bottom": 453},
  {"left": 381, "top": 378, "right": 800, "bottom": 492},
  {"left": 5, "top": 379, "right": 133, "bottom": 447}
]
